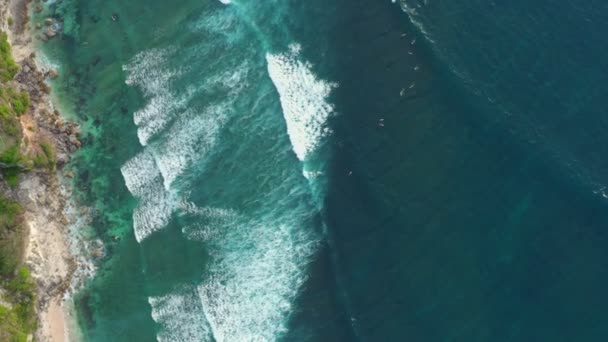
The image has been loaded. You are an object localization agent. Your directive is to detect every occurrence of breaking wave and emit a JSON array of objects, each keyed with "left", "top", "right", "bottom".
[
  {"left": 182, "top": 203, "right": 319, "bottom": 342},
  {"left": 266, "top": 44, "right": 337, "bottom": 162},
  {"left": 121, "top": 5, "right": 331, "bottom": 341},
  {"left": 149, "top": 287, "right": 214, "bottom": 342}
]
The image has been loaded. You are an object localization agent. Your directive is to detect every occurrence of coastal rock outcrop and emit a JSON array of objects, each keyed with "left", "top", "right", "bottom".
[{"left": 14, "top": 54, "right": 81, "bottom": 166}]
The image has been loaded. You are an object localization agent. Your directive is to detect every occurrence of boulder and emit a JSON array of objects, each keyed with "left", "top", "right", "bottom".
[
  {"left": 48, "top": 68, "right": 58, "bottom": 79},
  {"left": 44, "top": 27, "right": 56, "bottom": 38}
]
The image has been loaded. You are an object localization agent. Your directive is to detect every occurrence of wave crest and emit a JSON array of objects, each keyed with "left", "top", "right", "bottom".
[{"left": 266, "top": 44, "right": 337, "bottom": 161}]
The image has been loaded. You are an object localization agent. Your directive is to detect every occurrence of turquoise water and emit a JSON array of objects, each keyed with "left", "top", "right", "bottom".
[{"left": 35, "top": 0, "right": 608, "bottom": 340}]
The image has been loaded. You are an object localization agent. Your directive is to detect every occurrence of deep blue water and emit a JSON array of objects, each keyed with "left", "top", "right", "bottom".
[{"left": 34, "top": 0, "right": 608, "bottom": 340}]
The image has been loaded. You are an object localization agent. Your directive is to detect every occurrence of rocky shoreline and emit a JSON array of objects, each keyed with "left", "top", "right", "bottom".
[{"left": 1, "top": 0, "right": 83, "bottom": 341}]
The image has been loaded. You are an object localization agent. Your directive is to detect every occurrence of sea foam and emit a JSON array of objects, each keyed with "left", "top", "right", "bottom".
[
  {"left": 124, "top": 48, "right": 187, "bottom": 146},
  {"left": 266, "top": 44, "right": 337, "bottom": 162},
  {"left": 149, "top": 287, "right": 214, "bottom": 342},
  {"left": 180, "top": 204, "right": 319, "bottom": 342},
  {"left": 121, "top": 150, "right": 176, "bottom": 242},
  {"left": 151, "top": 106, "right": 226, "bottom": 190}
]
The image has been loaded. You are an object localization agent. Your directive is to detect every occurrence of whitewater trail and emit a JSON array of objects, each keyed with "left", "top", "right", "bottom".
[
  {"left": 120, "top": 150, "right": 176, "bottom": 242},
  {"left": 121, "top": 39, "right": 239, "bottom": 242},
  {"left": 182, "top": 203, "right": 319, "bottom": 342},
  {"left": 121, "top": 4, "right": 336, "bottom": 341},
  {"left": 148, "top": 287, "right": 214, "bottom": 342},
  {"left": 266, "top": 43, "right": 337, "bottom": 163}
]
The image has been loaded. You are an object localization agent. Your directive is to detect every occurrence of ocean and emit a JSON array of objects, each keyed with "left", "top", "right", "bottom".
[{"left": 35, "top": 0, "right": 608, "bottom": 341}]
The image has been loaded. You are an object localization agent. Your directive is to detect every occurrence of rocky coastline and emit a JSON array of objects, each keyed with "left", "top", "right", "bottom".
[{"left": 0, "top": 0, "right": 83, "bottom": 341}]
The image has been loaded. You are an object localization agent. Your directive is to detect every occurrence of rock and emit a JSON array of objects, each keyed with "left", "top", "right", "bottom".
[
  {"left": 45, "top": 27, "right": 56, "bottom": 38},
  {"left": 91, "top": 248, "right": 103, "bottom": 259},
  {"left": 45, "top": 18, "right": 54, "bottom": 26},
  {"left": 36, "top": 23, "right": 42, "bottom": 29},
  {"left": 68, "top": 135, "right": 79, "bottom": 146},
  {"left": 56, "top": 153, "right": 69, "bottom": 165},
  {"left": 65, "top": 171, "right": 74, "bottom": 178},
  {"left": 48, "top": 68, "right": 58, "bottom": 79},
  {"left": 34, "top": 5, "right": 43, "bottom": 13}
]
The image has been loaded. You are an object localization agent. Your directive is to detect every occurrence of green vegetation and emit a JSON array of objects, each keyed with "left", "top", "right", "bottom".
[
  {"left": 1, "top": 168, "right": 19, "bottom": 187},
  {"left": 0, "top": 30, "right": 55, "bottom": 184},
  {"left": 0, "top": 197, "right": 36, "bottom": 342},
  {"left": 0, "top": 145, "right": 22, "bottom": 166},
  {"left": 10, "top": 90, "right": 29, "bottom": 116},
  {"left": 0, "top": 33, "right": 18, "bottom": 83},
  {"left": 0, "top": 196, "right": 24, "bottom": 277},
  {"left": 0, "top": 267, "right": 37, "bottom": 342},
  {"left": 0, "top": 33, "right": 42, "bottom": 341},
  {"left": 40, "top": 141, "right": 55, "bottom": 166},
  {"left": 6, "top": 17, "right": 12, "bottom": 27}
]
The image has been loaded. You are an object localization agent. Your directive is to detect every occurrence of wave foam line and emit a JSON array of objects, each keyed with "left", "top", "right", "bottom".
[
  {"left": 266, "top": 44, "right": 337, "bottom": 162},
  {"left": 398, "top": 0, "right": 435, "bottom": 43},
  {"left": 149, "top": 287, "right": 214, "bottom": 342},
  {"left": 121, "top": 150, "right": 176, "bottom": 242},
  {"left": 182, "top": 205, "right": 318, "bottom": 341},
  {"left": 123, "top": 48, "right": 188, "bottom": 146},
  {"left": 151, "top": 106, "right": 227, "bottom": 190}
]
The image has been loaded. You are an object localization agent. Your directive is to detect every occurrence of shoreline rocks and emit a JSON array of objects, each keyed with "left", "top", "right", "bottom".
[
  {"left": 2, "top": 0, "right": 85, "bottom": 340},
  {"left": 14, "top": 54, "right": 81, "bottom": 166}
]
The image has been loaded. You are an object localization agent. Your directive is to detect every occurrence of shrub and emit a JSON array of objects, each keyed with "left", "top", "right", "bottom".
[
  {"left": 0, "top": 32, "right": 18, "bottom": 82},
  {"left": 0, "top": 145, "right": 22, "bottom": 166},
  {"left": 40, "top": 141, "right": 56, "bottom": 169},
  {"left": 11, "top": 91, "right": 29, "bottom": 115},
  {"left": 0, "top": 266, "right": 37, "bottom": 341},
  {"left": 1, "top": 167, "right": 20, "bottom": 187},
  {"left": 0, "top": 196, "right": 24, "bottom": 277}
]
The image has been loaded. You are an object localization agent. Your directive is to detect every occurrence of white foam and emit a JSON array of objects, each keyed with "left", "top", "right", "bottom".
[
  {"left": 121, "top": 151, "right": 176, "bottom": 242},
  {"left": 151, "top": 106, "right": 226, "bottom": 190},
  {"left": 121, "top": 42, "right": 242, "bottom": 241},
  {"left": 180, "top": 204, "right": 319, "bottom": 342},
  {"left": 121, "top": 150, "right": 160, "bottom": 196},
  {"left": 266, "top": 44, "right": 337, "bottom": 161},
  {"left": 205, "top": 61, "right": 251, "bottom": 96},
  {"left": 119, "top": 106, "right": 227, "bottom": 242},
  {"left": 198, "top": 220, "right": 318, "bottom": 341},
  {"left": 124, "top": 48, "right": 187, "bottom": 145},
  {"left": 303, "top": 170, "right": 324, "bottom": 180},
  {"left": 180, "top": 201, "right": 237, "bottom": 219},
  {"left": 132, "top": 95, "right": 180, "bottom": 146},
  {"left": 149, "top": 287, "right": 213, "bottom": 342},
  {"left": 399, "top": 1, "right": 435, "bottom": 43}
]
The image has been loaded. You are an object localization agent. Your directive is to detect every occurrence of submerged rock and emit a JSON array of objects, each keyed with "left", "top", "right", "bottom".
[
  {"left": 47, "top": 68, "right": 58, "bottom": 79},
  {"left": 44, "top": 27, "right": 56, "bottom": 39}
]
